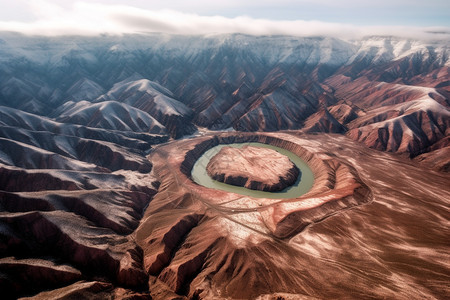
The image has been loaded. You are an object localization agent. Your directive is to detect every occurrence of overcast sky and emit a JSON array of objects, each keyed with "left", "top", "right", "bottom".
[{"left": 0, "top": 0, "right": 449, "bottom": 38}]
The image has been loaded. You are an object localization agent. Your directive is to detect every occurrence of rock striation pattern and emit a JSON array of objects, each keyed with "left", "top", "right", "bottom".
[
  {"left": 133, "top": 132, "right": 450, "bottom": 299},
  {"left": 0, "top": 33, "right": 448, "bottom": 299},
  {"left": 206, "top": 145, "right": 300, "bottom": 192},
  {"left": 0, "top": 34, "right": 448, "bottom": 162},
  {"left": 137, "top": 132, "right": 375, "bottom": 299},
  {"left": 0, "top": 105, "right": 163, "bottom": 299},
  {"left": 1, "top": 129, "right": 449, "bottom": 299}
]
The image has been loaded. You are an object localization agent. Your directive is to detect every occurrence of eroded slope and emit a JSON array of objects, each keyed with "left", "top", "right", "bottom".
[{"left": 136, "top": 132, "right": 449, "bottom": 299}]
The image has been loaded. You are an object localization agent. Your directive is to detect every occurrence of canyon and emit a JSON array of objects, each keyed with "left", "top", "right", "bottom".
[{"left": 0, "top": 32, "right": 448, "bottom": 299}]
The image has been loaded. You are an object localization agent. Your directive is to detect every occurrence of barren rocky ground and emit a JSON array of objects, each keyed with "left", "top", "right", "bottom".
[
  {"left": 206, "top": 145, "right": 300, "bottom": 192},
  {"left": 0, "top": 33, "right": 448, "bottom": 299}
]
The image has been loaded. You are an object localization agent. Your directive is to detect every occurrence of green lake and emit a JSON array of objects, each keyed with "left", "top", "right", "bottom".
[{"left": 191, "top": 142, "right": 314, "bottom": 199}]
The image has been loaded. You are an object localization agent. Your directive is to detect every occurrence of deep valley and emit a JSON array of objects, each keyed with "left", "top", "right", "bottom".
[{"left": 0, "top": 32, "right": 448, "bottom": 299}]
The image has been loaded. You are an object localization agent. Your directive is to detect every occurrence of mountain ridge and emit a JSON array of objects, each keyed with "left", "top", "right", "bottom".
[
  {"left": 0, "top": 33, "right": 447, "bottom": 156},
  {"left": 0, "top": 32, "right": 449, "bottom": 299}
]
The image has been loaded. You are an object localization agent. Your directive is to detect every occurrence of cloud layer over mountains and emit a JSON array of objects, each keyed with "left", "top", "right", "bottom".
[{"left": 0, "top": 0, "right": 448, "bottom": 39}]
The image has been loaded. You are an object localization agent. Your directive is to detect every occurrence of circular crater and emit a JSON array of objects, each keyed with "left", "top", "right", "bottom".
[
  {"left": 206, "top": 145, "right": 300, "bottom": 192},
  {"left": 139, "top": 132, "right": 374, "bottom": 300},
  {"left": 149, "top": 132, "right": 371, "bottom": 238},
  {"left": 191, "top": 142, "right": 314, "bottom": 199}
]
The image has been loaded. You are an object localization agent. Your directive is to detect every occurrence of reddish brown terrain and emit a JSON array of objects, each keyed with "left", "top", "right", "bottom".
[
  {"left": 0, "top": 33, "right": 448, "bottom": 299},
  {"left": 133, "top": 132, "right": 448, "bottom": 299},
  {"left": 206, "top": 145, "right": 300, "bottom": 191},
  {"left": 1, "top": 130, "right": 449, "bottom": 299}
]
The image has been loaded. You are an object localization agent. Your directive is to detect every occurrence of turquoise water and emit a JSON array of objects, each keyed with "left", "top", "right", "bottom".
[{"left": 191, "top": 142, "right": 314, "bottom": 199}]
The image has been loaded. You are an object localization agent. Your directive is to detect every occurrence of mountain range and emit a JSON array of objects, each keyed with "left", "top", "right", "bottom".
[
  {"left": 1, "top": 33, "right": 448, "bottom": 160},
  {"left": 0, "top": 32, "right": 449, "bottom": 299}
]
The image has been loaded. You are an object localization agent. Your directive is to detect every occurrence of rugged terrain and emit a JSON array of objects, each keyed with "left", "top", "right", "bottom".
[
  {"left": 135, "top": 132, "right": 448, "bottom": 299},
  {"left": 206, "top": 145, "right": 300, "bottom": 192},
  {"left": 0, "top": 32, "right": 448, "bottom": 299}
]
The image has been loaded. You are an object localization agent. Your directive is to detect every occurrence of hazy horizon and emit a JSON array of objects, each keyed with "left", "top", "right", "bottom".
[{"left": 0, "top": 0, "right": 449, "bottom": 40}]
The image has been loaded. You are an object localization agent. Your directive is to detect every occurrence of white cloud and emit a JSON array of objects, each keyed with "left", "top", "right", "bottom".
[{"left": 0, "top": 1, "right": 448, "bottom": 40}]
